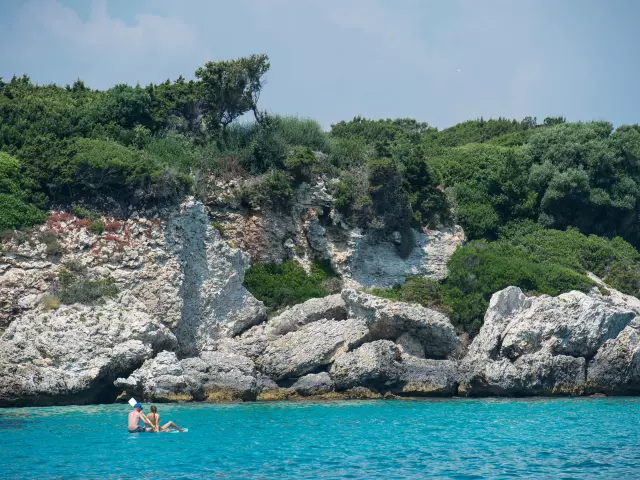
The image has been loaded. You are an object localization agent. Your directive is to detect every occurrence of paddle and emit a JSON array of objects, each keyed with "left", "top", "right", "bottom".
[{"left": 128, "top": 397, "right": 159, "bottom": 432}]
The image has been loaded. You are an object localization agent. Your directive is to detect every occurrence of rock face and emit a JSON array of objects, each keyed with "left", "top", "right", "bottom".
[
  {"left": 206, "top": 178, "right": 464, "bottom": 286},
  {"left": 9, "top": 188, "right": 640, "bottom": 405},
  {"left": 116, "top": 287, "right": 462, "bottom": 402},
  {"left": 0, "top": 294, "right": 176, "bottom": 406},
  {"left": 291, "top": 372, "right": 335, "bottom": 396},
  {"left": 330, "top": 340, "right": 404, "bottom": 391},
  {"left": 459, "top": 285, "right": 640, "bottom": 396},
  {"left": 344, "top": 226, "right": 466, "bottom": 287},
  {"left": 398, "top": 356, "right": 458, "bottom": 396},
  {"left": 0, "top": 200, "right": 266, "bottom": 405}
]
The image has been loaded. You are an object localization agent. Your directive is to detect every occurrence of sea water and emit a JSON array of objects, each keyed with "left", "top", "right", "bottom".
[{"left": 1, "top": 398, "right": 640, "bottom": 479}]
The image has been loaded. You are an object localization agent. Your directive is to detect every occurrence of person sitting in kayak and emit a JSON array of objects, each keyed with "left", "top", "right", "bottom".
[
  {"left": 128, "top": 403, "right": 154, "bottom": 433},
  {"left": 147, "top": 405, "right": 185, "bottom": 432}
]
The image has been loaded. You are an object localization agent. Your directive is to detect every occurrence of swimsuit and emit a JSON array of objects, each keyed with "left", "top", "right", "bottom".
[{"left": 129, "top": 426, "right": 148, "bottom": 433}]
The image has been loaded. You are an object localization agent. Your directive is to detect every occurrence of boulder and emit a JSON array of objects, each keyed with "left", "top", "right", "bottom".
[
  {"left": 395, "top": 357, "right": 458, "bottom": 396},
  {"left": 0, "top": 294, "right": 177, "bottom": 406},
  {"left": 115, "top": 350, "right": 260, "bottom": 402},
  {"left": 256, "top": 318, "right": 369, "bottom": 380},
  {"left": 459, "top": 286, "right": 637, "bottom": 396},
  {"left": 329, "top": 340, "right": 403, "bottom": 391},
  {"left": 459, "top": 351, "right": 586, "bottom": 396},
  {"left": 342, "top": 290, "right": 459, "bottom": 359},
  {"left": 291, "top": 372, "right": 335, "bottom": 396},
  {"left": 266, "top": 294, "right": 347, "bottom": 335}
]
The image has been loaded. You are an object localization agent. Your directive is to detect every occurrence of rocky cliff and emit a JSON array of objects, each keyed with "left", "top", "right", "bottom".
[{"left": 4, "top": 194, "right": 640, "bottom": 406}]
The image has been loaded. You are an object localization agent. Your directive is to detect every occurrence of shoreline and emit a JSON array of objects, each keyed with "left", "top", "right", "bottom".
[{"left": 0, "top": 392, "right": 616, "bottom": 409}]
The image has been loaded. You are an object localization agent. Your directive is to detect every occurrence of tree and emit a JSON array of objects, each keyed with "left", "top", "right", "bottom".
[{"left": 195, "top": 54, "right": 270, "bottom": 134}]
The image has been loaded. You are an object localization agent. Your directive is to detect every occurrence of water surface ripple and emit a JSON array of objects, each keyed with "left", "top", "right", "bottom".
[{"left": 1, "top": 398, "right": 639, "bottom": 479}]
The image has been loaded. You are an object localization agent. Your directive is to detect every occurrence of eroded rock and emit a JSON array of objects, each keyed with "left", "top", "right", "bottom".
[
  {"left": 0, "top": 294, "right": 176, "bottom": 406},
  {"left": 267, "top": 294, "right": 347, "bottom": 335},
  {"left": 329, "top": 340, "right": 403, "bottom": 391},
  {"left": 256, "top": 318, "right": 369, "bottom": 380},
  {"left": 459, "top": 286, "right": 638, "bottom": 396},
  {"left": 343, "top": 290, "right": 459, "bottom": 359},
  {"left": 115, "top": 350, "right": 260, "bottom": 402}
]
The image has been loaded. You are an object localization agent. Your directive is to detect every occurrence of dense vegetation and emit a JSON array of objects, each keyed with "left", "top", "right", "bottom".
[
  {"left": 243, "top": 260, "right": 338, "bottom": 313},
  {"left": 3, "top": 55, "right": 640, "bottom": 331}
]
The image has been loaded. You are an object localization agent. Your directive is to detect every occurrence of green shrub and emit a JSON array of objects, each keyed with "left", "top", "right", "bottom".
[
  {"left": 328, "top": 136, "right": 372, "bottom": 169},
  {"left": 72, "top": 206, "right": 100, "bottom": 221},
  {"left": 370, "top": 277, "right": 450, "bottom": 314},
  {"left": 57, "top": 263, "right": 118, "bottom": 305},
  {"left": 211, "top": 221, "right": 225, "bottom": 235},
  {"left": 42, "top": 295, "right": 61, "bottom": 311},
  {"left": 284, "top": 147, "right": 317, "bottom": 183},
  {"left": 272, "top": 116, "right": 331, "bottom": 153},
  {"left": 37, "top": 230, "right": 64, "bottom": 256},
  {"left": 443, "top": 239, "right": 595, "bottom": 333},
  {"left": 331, "top": 170, "right": 372, "bottom": 227},
  {"left": 242, "top": 170, "right": 294, "bottom": 209},
  {"left": 89, "top": 220, "right": 105, "bottom": 235},
  {"left": 243, "top": 260, "right": 335, "bottom": 312}
]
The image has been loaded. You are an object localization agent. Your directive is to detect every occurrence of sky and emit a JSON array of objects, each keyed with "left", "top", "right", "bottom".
[{"left": 0, "top": 0, "right": 638, "bottom": 129}]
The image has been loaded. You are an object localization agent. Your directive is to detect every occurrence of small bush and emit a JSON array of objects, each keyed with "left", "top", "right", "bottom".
[
  {"left": 242, "top": 170, "right": 294, "bottom": 209},
  {"left": 37, "top": 230, "right": 64, "bottom": 256},
  {"left": 42, "top": 295, "right": 61, "bottom": 310},
  {"left": 284, "top": 147, "right": 317, "bottom": 183},
  {"left": 243, "top": 260, "right": 336, "bottom": 312},
  {"left": 211, "top": 221, "right": 225, "bottom": 235},
  {"left": 56, "top": 262, "right": 118, "bottom": 305},
  {"left": 72, "top": 206, "right": 100, "bottom": 221},
  {"left": 89, "top": 220, "right": 106, "bottom": 235},
  {"left": 443, "top": 239, "right": 595, "bottom": 333},
  {"left": 370, "top": 277, "right": 450, "bottom": 315},
  {"left": 272, "top": 116, "right": 331, "bottom": 153}
]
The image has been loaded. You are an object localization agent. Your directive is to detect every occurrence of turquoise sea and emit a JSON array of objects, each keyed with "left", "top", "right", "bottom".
[{"left": 1, "top": 398, "right": 639, "bottom": 479}]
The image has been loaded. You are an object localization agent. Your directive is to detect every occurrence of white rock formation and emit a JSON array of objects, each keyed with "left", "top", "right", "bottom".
[
  {"left": 0, "top": 200, "right": 266, "bottom": 405},
  {"left": 342, "top": 289, "right": 460, "bottom": 359},
  {"left": 459, "top": 285, "right": 639, "bottom": 396},
  {"left": 0, "top": 293, "right": 176, "bottom": 406}
]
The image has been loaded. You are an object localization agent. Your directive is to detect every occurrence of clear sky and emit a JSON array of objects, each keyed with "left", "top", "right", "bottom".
[{"left": 1, "top": 0, "right": 638, "bottom": 129}]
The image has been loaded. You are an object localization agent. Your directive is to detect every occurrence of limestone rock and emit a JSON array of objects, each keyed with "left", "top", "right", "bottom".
[
  {"left": 0, "top": 294, "right": 176, "bottom": 406},
  {"left": 396, "top": 357, "right": 458, "bottom": 396},
  {"left": 343, "top": 290, "right": 459, "bottom": 359},
  {"left": 459, "top": 351, "right": 586, "bottom": 396},
  {"left": 256, "top": 318, "right": 369, "bottom": 380},
  {"left": 165, "top": 200, "right": 266, "bottom": 353},
  {"left": 396, "top": 333, "right": 425, "bottom": 358},
  {"left": 345, "top": 226, "right": 465, "bottom": 288},
  {"left": 329, "top": 340, "right": 403, "bottom": 391},
  {"left": 115, "top": 350, "right": 260, "bottom": 402},
  {"left": 459, "top": 286, "right": 638, "bottom": 396},
  {"left": 291, "top": 372, "right": 335, "bottom": 396},
  {"left": 587, "top": 318, "right": 640, "bottom": 394},
  {"left": 267, "top": 294, "right": 347, "bottom": 335}
]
